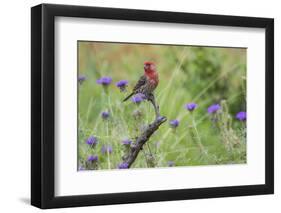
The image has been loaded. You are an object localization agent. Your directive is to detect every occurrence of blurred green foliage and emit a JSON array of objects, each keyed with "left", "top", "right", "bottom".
[{"left": 78, "top": 42, "right": 246, "bottom": 170}]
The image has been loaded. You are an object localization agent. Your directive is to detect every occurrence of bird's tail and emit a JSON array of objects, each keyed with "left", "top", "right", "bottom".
[{"left": 123, "top": 93, "right": 134, "bottom": 102}]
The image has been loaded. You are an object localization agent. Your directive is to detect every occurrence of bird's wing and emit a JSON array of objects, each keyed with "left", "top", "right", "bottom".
[{"left": 133, "top": 75, "right": 147, "bottom": 92}]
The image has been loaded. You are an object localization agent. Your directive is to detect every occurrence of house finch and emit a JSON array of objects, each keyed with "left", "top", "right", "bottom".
[{"left": 123, "top": 61, "right": 160, "bottom": 117}]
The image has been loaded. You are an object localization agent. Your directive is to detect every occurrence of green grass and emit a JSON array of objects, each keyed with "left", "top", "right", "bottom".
[{"left": 78, "top": 42, "right": 247, "bottom": 170}]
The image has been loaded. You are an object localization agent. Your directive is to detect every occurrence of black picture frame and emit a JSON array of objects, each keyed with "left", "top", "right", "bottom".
[{"left": 31, "top": 3, "right": 274, "bottom": 209}]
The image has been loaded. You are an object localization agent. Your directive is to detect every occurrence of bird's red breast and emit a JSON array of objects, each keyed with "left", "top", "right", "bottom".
[{"left": 145, "top": 71, "right": 159, "bottom": 86}]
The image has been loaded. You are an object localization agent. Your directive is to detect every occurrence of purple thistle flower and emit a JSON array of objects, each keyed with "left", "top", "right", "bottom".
[
  {"left": 101, "top": 111, "right": 110, "bottom": 120},
  {"left": 101, "top": 145, "right": 113, "bottom": 154},
  {"left": 169, "top": 119, "right": 179, "bottom": 128},
  {"left": 167, "top": 161, "right": 175, "bottom": 167},
  {"left": 122, "top": 139, "right": 132, "bottom": 146},
  {"left": 96, "top": 76, "right": 112, "bottom": 86},
  {"left": 87, "top": 155, "right": 98, "bottom": 162},
  {"left": 157, "top": 116, "right": 166, "bottom": 122},
  {"left": 131, "top": 93, "right": 145, "bottom": 104},
  {"left": 207, "top": 104, "right": 221, "bottom": 114},
  {"left": 86, "top": 136, "right": 98, "bottom": 146},
  {"left": 185, "top": 103, "right": 198, "bottom": 111},
  {"left": 116, "top": 80, "right": 128, "bottom": 87},
  {"left": 78, "top": 75, "right": 86, "bottom": 84},
  {"left": 118, "top": 162, "right": 129, "bottom": 169},
  {"left": 78, "top": 165, "right": 85, "bottom": 171},
  {"left": 116, "top": 80, "right": 128, "bottom": 92},
  {"left": 236, "top": 111, "right": 246, "bottom": 121}
]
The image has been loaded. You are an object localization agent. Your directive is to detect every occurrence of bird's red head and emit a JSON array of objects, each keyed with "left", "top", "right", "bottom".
[{"left": 144, "top": 61, "right": 156, "bottom": 73}]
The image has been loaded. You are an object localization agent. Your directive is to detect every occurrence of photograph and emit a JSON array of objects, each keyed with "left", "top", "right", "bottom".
[
  {"left": 77, "top": 41, "right": 247, "bottom": 171},
  {"left": 29, "top": 2, "right": 274, "bottom": 209}
]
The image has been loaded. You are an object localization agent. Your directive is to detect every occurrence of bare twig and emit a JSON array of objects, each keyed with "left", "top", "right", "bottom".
[
  {"left": 121, "top": 116, "right": 167, "bottom": 168},
  {"left": 120, "top": 93, "right": 166, "bottom": 168}
]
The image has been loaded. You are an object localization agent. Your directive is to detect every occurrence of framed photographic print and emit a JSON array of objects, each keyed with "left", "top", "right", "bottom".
[{"left": 31, "top": 3, "right": 274, "bottom": 209}]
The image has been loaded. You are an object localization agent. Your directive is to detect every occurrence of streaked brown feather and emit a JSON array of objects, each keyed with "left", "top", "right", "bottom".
[{"left": 133, "top": 75, "right": 147, "bottom": 92}]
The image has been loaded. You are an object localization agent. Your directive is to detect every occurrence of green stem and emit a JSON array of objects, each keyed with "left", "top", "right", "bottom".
[
  {"left": 106, "top": 122, "right": 111, "bottom": 169},
  {"left": 191, "top": 113, "right": 207, "bottom": 155},
  {"left": 146, "top": 143, "right": 153, "bottom": 156},
  {"left": 107, "top": 91, "right": 114, "bottom": 117}
]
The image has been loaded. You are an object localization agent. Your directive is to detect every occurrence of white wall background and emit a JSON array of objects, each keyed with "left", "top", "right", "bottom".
[{"left": 0, "top": 0, "right": 279, "bottom": 212}]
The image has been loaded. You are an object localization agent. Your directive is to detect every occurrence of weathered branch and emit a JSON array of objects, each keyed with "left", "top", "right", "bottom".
[{"left": 122, "top": 116, "right": 167, "bottom": 168}]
